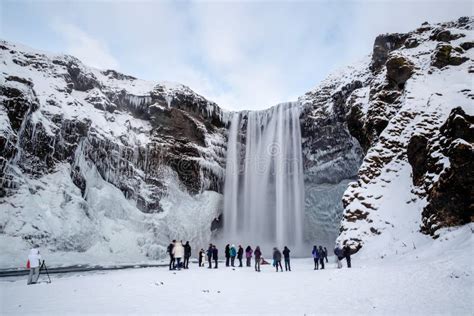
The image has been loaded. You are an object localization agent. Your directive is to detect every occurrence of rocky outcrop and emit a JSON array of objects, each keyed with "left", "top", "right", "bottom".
[
  {"left": 334, "top": 17, "right": 473, "bottom": 254},
  {"left": 431, "top": 43, "right": 469, "bottom": 68},
  {"left": 413, "top": 107, "right": 474, "bottom": 236}
]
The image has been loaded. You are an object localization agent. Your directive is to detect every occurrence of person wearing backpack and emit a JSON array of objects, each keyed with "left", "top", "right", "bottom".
[
  {"left": 245, "top": 246, "right": 253, "bottom": 267},
  {"left": 273, "top": 247, "right": 283, "bottom": 272},
  {"left": 230, "top": 245, "right": 237, "bottom": 267},
  {"left": 254, "top": 246, "right": 262, "bottom": 272},
  {"left": 27, "top": 247, "right": 42, "bottom": 285},
  {"left": 282, "top": 246, "right": 291, "bottom": 271},
  {"left": 312, "top": 245, "right": 319, "bottom": 270}
]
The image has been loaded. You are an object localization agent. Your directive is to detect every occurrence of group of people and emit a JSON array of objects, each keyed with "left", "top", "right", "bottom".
[
  {"left": 167, "top": 242, "right": 352, "bottom": 272},
  {"left": 334, "top": 244, "right": 352, "bottom": 268},
  {"left": 312, "top": 245, "right": 329, "bottom": 270},
  {"left": 166, "top": 240, "right": 192, "bottom": 270}
]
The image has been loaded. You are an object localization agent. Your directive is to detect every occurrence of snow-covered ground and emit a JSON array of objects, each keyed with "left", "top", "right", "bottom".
[{"left": 1, "top": 225, "right": 472, "bottom": 315}]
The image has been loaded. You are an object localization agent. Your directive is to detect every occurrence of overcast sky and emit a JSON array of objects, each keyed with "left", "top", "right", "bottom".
[{"left": 1, "top": 0, "right": 472, "bottom": 110}]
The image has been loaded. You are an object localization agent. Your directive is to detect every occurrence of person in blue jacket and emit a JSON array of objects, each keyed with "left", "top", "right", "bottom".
[
  {"left": 230, "top": 244, "right": 237, "bottom": 267},
  {"left": 312, "top": 245, "right": 320, "bottom": 270}
]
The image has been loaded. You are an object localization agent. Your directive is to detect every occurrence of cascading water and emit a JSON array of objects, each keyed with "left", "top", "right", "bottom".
[{"left": 222, "top": 102, "right": 305, "bottom": 251}]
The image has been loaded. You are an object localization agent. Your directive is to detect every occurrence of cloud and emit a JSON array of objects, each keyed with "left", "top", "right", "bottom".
[
  {"left": 52, "top": 21, "right": 119, "bottom": 70},
  {"left": 11, "top": 0, "right": 469, "bottom": 111}
]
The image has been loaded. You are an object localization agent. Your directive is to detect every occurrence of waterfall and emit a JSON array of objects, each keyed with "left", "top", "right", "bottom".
[{"left": 222, "top": 102, "right": 305, "bottom": 250}]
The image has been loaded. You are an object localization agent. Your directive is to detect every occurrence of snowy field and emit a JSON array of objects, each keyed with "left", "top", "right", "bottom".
[{"left": 1, "top": 227, "right": 473, "bottom": 316}]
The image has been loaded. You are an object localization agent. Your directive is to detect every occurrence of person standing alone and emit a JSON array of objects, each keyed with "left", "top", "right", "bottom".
[
  {"left": 27, "top": 247, "right": 42, "bottom": 285},
  {"left": 282, "top": 246, "right": 291, "bottom": 271}
]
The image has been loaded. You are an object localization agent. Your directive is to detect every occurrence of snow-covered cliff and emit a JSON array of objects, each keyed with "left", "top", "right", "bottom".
[
  {"left": 313, "top": 16, "right": 473, "bottom": 257},
  {"left": 0, "top": 41, "right": 227, "bottom": 267}
]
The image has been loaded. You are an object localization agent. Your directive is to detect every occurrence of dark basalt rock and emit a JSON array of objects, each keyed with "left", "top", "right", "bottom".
[
  {"left": 430, "top": 28, "right": 466, "bottom": 42},
  {"left": 65, "top": 58, "right": 101, "bottom": 91},
  {"left": 407, "top": 135, "right": 429, "bottom": 186},
  {"left": 431, "top": 44, "right": 469, "bottom": 68},
  {"left": 370, "top": 33, "right": 409, "bottom": 72},
  {"left": 460, "top": 41, "right": 474, "bottom": 51},
  {"left": 385, "top": 54, "right": 414, "bottom": 89},
  {"left": 101, "top": 69, "right": 137, "bottom": 81},
  {"left": 420, "top": 107, "right": 474, "bottom": 236},
  {"left": 404, "top": 38, "right": 420, "bottom": 48}
]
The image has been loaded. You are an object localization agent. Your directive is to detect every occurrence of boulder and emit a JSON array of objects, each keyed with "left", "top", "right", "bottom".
[
  {"left": 431, "top": 44, "right": 469, "bottom": 68},
  {"left": 385, "top": 54, "right": 414, "bottom": 89}
]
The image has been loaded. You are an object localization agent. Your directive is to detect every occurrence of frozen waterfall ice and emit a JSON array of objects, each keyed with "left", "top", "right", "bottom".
[{"left": 222, "top": 102, "right": 305, "bottom": 251}]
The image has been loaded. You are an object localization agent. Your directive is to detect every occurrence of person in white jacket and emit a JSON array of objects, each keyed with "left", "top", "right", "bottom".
[
  {"left": 27, "top": 248, "right": 42, "bottom": 285},
  {"left": 172, "top": 240, "right": 185, "bottom": 270}
]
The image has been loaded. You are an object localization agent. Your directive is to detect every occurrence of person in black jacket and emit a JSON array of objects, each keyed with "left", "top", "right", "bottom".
[
  {"left": 225, "top": 244, "right": 230, "bottom": 267},
  {"left": 318, "top": 246, "right": 325, "bottom": 269},
  {"left": 273, "top": 247, "right": 283, "bottom": 272},
  {"left": 198, "top": 248, "right": 204, "bottom": 267},
  {"left": 343, "top": 245, "right": 351, "bottom": 268},
  {"left": 207, "top": 244, "right": 213, "bottom": 269},
  {"left": 323, "top": 247, "right": 328, "bottom": 263},
  {"left": 237, "top": 245, "right": 244, "bottom": 267},
  {"left": 183, "top": 241, "right": 191, "bottom": 269},
  {"left": 167, "top": 240, "right": 175, "bottom": 270},
  {"left": 282, "top": 246, "right": 291, "bottom": 271},
  {"left": 212, "top": 245, "right": 219, "bottom": 268}
]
